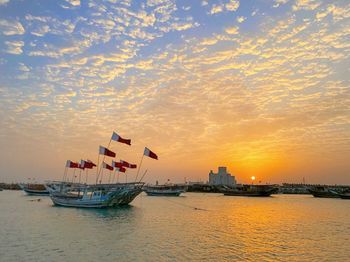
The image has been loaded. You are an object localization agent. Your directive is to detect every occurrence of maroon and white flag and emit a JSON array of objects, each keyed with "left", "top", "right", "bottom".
[
  {"left": 80, "top": 160, "right": 96, "bottom": 169},
  {"left": 116, "top": 166, "right": 126, "bottom": 173},
  {"left": 144, "top": 147, "right": 158, "bottom": 160},
  {"left": 112, "top": 160, "right": 124, "bottom": 169},
  {"left": 77, "top": 163, "right": 85, "bottom": 170},
  {"left": 111, "top": 132, "right": 131, "bottom": 145},
  {"left": 99, "top": 146, "right": 116, "bottom": 158},
  {"left": 102, "top": 162, "right": 114, "bottom": 171},
  {"left": 66, "top": 160, "right": 79, "bottom": 168},
  {"left": 120, "top": 160, "right": 137, "bottom": 169}
]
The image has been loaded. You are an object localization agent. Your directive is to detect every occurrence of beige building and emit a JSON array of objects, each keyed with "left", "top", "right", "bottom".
[{"left": 209, "top": 167, "right": 236, "bottom": 186}]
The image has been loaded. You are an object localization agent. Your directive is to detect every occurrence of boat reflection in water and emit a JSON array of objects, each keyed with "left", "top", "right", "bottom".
[{"left": 222, "top": 184, "right": 278, "bottom": 197}]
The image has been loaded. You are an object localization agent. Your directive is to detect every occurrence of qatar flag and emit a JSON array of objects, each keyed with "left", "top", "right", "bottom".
[
  {"left": 66, "top": 160, "right": 79, "bottom": 168},
  {"left": 77, "top": 163, "right": 85, "bottom": 170},
  {"left": 99, "top": 146, "right": 116, "bottom": 158},
  {"left": 120, "top": 160, "right": 137, "bottom": 169},
  {"left": 112, "top": 161, "right": 123, "bottom": 169},
  {"left": 102, "top": 162, "right": 114, "bottom": 171},
  {"left": 144, "top": 147, "right": 158, "bottom": 160},
  {"left": 116, "top": 167, "right": 126, "bottom": 173},
  {"left": 81, "top": 160, "right": 96, "bottom": 169},
  {"left": 111, "top": 132, "right": 131, "bottom": 145}
]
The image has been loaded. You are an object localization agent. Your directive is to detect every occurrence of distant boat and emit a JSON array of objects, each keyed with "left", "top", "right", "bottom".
[
  {"left": 144, "top": 184, "right": 187, "bottom": 196},
  {"left": 223, "top": 185, "right": 278, "bottom": 197},
  {"left": 308, "top": 186, "right": 339, "bottom": 198},
  {"left": 19, "top": 183, "right": 50, "bottom": 196},
  {"left": 329, "top": 189, "right": 350, "bottom": 200},
  {"left": 50, "top": 182, "right": 144, "bottom": 208}
]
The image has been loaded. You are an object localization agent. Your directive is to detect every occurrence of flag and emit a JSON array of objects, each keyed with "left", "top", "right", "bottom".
[
  {"left": 144, "top": 147, "right": 158, "bottom": 160},
  {"left": 66, "top": 160, "right": 79, "bottom": 168},
  {"left": 111, "top": 132, "right": 131, "bottom": 145},
  {"left": 120, "top": 160, "right": 137, "bottom": 169},
  {"left": 77, "top": 163, "right": 85, "bottom": 170},
  {"left": 80, "top": 160, "right": 96, "bottom": 169},
  {"left": 99, "top": 146, "right": 116, "bottom": 158},
  {"left": 102, "top": 162, "right": 114, "bottom": 171},
  {"left": 112, "top": 160, "right": 123, "bottom": 169},
  {"left": 116, "top": 167, "right": 126, "bottom": 173}
]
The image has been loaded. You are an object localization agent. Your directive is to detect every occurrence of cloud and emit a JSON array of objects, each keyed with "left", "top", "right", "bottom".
[
  {"left": 210, "top": 4, "right": 224, "bottom": 15},
  {"left": 225, "top": 26, "right": 239, "bottom": 35},
  {"left": 226, "top": 0, "right": 239, "bottom": 12},
  {"left": 237, "top": 16, "right": 246, "bottom": 23},
  {"left": 0, "top": 19, "right": 25, "bottom": 35},
  {"left": 4, "top": 41, "right": 24, "bottom": 54},
  {"left": 0, "top": 0, "right": 9, "bottom": 5}
]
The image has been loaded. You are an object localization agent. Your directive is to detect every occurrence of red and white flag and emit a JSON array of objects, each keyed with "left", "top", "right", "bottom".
[
  {"left": 66, "top": 160, "right": 79, "bottom": 168},
  {"left": 116, "top": 166, "right": 126, "bottom": 173},
  {"left": 102, "top": 162, "right": 114, "bottom": 171},
  {"left": 111, "top": 132, "right": 131, "bottom": 146},
  {"left": 77, "top": 163, "right": 85, "bottom": 170},
  {"left": 112, "top": 160, "right": 123, "bottom": 169},
  {"left": 144, "top": 147, "right": 158, "bottom": 160},
  {"left": 80, "top": 160, "right": 96, "bottom": 169},
  {"left": 99, "top": 146, "right": 116, "bottom": 158},
  {"left": 120, "top": 160, "right": 137, "bottom": 169}
]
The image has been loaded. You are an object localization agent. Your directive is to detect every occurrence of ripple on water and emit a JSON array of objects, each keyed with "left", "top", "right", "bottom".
[{"left": 0, "top": 191, "right": 350, "bottom": 261}]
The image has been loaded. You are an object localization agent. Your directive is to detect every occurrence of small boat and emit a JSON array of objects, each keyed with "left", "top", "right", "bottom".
[
  {"left": 144, "top": 184, "right": 187, "bottom": 196},
  {"left": 308, "top": 186, "right": 339, "bottom": 198},
  {"left": 223, "top": 185, "right": 278, "bottom": 197},
  {"left": 50, "top": 182, "right": 144, "bottom": 208},
  {"left": 19, "top": 183, "right": 50, "bottom": 196}
]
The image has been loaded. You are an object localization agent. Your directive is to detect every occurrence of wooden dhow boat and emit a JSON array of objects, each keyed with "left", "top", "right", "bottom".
[
  {"left": 144, "top": 184, "right": 186, "bottom": 196},
  {"left": 50, "top": 182, "right": 144, "bottom": 208},
  {"left": 223, "top": 185, "right": 278, "bottom": 197},
  {"left": 19, "top": 183, "right": 50, "bottom": 196},
  {"left": 308, "top": 186, "right": 340, "bottom": 198},
  {"left": 49, "top": 131, "right": 158, "bottom": 208}
]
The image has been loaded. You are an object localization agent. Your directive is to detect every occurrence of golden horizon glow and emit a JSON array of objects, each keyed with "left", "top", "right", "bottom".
[{"left": 0, "top": 0, "right": 349, "bottom": 184}]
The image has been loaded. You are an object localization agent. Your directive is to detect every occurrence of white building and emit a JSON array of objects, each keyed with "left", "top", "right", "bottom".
[{"left": 208, "top": 167, "right": 236, "bottom": 186}]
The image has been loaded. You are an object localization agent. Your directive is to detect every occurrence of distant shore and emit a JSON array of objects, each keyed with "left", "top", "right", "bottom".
[{"left": 2, "top": 182, "right": 350, "bottom": 194}]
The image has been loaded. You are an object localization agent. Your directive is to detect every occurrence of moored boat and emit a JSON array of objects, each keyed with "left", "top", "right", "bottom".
[
  {"left": 144, "top": 184, "right": 186, "bottom": 196},
  {"left": 223, "top": 184, "right": 278, "bottom": 197},
  {"left": 308, "top": 186, "right": 339, "bottom": 198},
  {"left": 50, "top": 182, "right": 144, "bottom": 208},
  {"left": 19, "top": 183, "right": 50, "bottom": 196}
]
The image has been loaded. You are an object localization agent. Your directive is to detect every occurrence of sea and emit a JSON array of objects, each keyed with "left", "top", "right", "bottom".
[{"left": 0, "top": 191, "right": 349, "bottom": 261}]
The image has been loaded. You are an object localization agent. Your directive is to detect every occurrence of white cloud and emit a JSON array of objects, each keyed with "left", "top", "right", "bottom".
[
  {"left": 237, "top": 16, "right": 246, "bottom": 23},
  {"left": 210, "top": 4, "right": 224, "bottom": 15},
  {"left": 4, "top": 41, "right": 24, "bottom": 55},
  {"left": 0, "top": 0, "right": 9, "bottom": 5},
  {"left": 0, "top": 19, "right": 25, "bottom": 35},
  {"left": 226, "top": 0, "right": 239, "bottom": 12}
]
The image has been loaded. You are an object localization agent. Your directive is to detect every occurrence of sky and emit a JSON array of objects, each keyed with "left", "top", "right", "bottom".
[{"left": 0, "top": 0, "right": 349, "bottom": 185}]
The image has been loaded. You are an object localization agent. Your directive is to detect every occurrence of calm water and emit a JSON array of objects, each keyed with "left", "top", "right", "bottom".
[{"left": 0, "top": 191, "right": 349, "bottom": 261}]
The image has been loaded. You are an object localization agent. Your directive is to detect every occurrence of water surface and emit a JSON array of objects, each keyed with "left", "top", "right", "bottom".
[{"left": 1, "top": 191, "right": 349, "bottom": 261}]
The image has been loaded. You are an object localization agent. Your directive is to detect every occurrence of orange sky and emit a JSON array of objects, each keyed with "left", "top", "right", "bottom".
[{"left": 0, "top": 0, "right": 349, "bottom": 184}]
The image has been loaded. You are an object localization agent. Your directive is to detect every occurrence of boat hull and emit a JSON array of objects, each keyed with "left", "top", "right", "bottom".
[
  {"left": 23, "top": 188, "right": 50, "bottom": 196},
  {"left": 145, "top": 191, "right": 182, "bottom": 196},
  {"left": 308, "top": 189, "right": 339, "bottom": 198},
  {"left": 50, "top": 186, "right": 143, "bottom": 208}
]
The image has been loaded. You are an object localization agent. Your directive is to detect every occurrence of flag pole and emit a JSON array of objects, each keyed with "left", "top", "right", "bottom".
[
  {"left": 62, "top": 166, "right": 68, "bottom": 182},
  {"left": 111, "top": 169, "right": 116, "bottom": 183},
  {"left": 138, "top": 169, "right": 148, "bottom": 183},
  {"left": 108, "top": 170, "right": 112, "bottom": 184},
  {"left": 100, "top": 168, "right": 104, "bottom": 184},
  {"left": 96, "top": 138, "right": 112, "bottom": 184},
  {"left": 95, "top": 153, "right": 100, "bottom": 184},
  {"left": 71, "top": 169, "right": 76, "bottom": 183},
  {"left": 85, "top": 169, "right": 88, "bottom": 184},
  {"left": 135, "top": 154, "right": 144, "bottom": 182}
]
